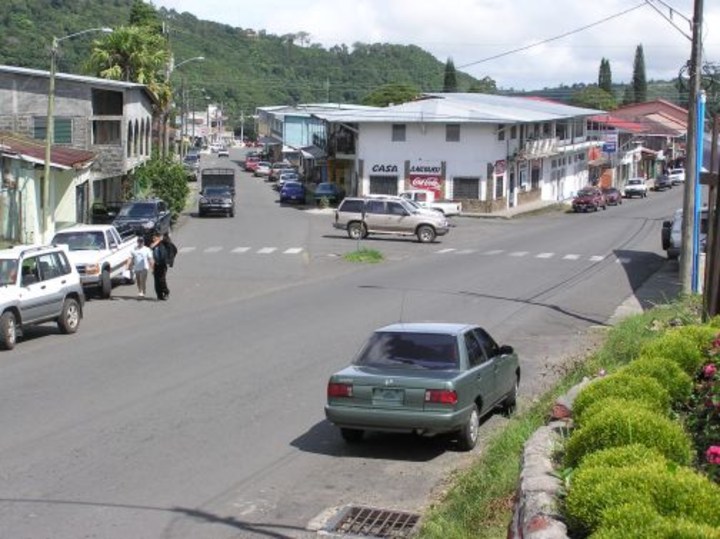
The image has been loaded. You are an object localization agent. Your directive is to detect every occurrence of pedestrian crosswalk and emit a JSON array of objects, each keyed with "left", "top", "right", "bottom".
[{"left": 175, "top": 244, "right": 635, "bottom": 263}]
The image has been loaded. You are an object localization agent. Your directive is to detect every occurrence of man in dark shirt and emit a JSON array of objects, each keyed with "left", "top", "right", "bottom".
[{"left": 150, "top": 233, "right": 169, "bottom": 300}]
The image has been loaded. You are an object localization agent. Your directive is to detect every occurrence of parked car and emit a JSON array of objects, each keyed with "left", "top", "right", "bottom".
[
  {"left": 90, "top": 201, "right": 124, "bottom": 224},
  {"left": 622, "top": 178, "right": 648, "bottom": 198},
  {"left": 572, "top": 188, "right": 606, "bottom": 212},
  {"left": 662, "top": 207, "right": 708, "bottom": 260},
  {"left": 653, "top": 174, "right": 673, "bottom": 191},
  {"left": 198, "top": 186, "right": 234, "bottom": 217},
  {"left": 314, "top": 182, "right": 345, "bottom": 205},
  {"left": 366, "top": 194, "right": 444, "bottom": 217},
  {"left": 112, "top": 199, "right": 172, "bottom": 240},
  {"left": 279, "top": 181, "right": 306, "bottom": 204},
  {"left": 244, "top": 156, "right": 260, "bottom": 172},
  {"left": 216, "top": 146, "right": 230, "bottom": 158},
  {"left": 269, "top": 162, "right": 294, "bottom": 182},
  {"left": 182, "top": 153, "right": 200, "bottom": 181},
  {"left": 668, "top": 168, "right": 686, "bottom": 185},
  {"left": 276, "top": 172, "right": 300, "bottom": 191},
  {"left": 254, "top": 161, "right": 271, "bottom": 177},
  {"left": 334, "top": 197, "right": 450, "bottom": 243},
  {"left": 601, "top": 187, "right": 623, "bottom": 206},
  {"left": 0, "top": 244, "right": 85, "bottom": 350},
  {"left": 325, "top": 322, "right": 520, "bottom": 450}
]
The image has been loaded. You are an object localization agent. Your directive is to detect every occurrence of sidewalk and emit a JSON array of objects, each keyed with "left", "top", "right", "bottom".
[{"left": 460, "top": 198, "right": 568, "bottom": 219}]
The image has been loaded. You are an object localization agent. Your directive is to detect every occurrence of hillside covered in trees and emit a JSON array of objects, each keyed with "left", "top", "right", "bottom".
[{"left": 0, "top": 0, "right": 490, "bottom": 126}]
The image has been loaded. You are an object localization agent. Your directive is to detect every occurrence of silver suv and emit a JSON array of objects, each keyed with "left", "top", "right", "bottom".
[
  {"left": 0, "top": 245, "right": 85, "bottom": 350},
  {"left": 334, "top": 197, "right": 450, "bottom": 243}
]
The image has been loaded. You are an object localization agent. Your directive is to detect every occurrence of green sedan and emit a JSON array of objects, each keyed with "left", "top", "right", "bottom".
[{"left": 325, "top": 322, "right": 520, "bottom": 450}]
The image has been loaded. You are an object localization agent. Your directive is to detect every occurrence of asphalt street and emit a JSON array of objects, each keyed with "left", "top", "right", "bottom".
[{"left": 0, "top": 149, "right": 688, "bottom": 538}]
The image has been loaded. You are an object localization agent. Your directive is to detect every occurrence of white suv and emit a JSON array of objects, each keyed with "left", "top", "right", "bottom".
[
  {"left": 668, "top": 168, "right": 686, "bottom": 185},
  {"left": 622, "top": 178, "right": 648, "bottom": 198},
  {"left": 0, "top": 245, "right": 85, "bottom": 350}
]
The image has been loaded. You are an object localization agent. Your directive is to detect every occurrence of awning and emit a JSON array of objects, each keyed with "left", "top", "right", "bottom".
[
  {"left": 300, "top": 145, "right": 326, "bottom": 159},
  {"left": 0, "top": 131, "right": 94, "bottom": 170},
  {"left": 258, "top": 135, "right": 282, "bottom": 145}
]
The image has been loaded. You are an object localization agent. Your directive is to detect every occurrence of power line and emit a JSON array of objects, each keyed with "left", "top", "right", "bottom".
[{"left": 457, "top": 2, "right": 648, "bottom": 70}]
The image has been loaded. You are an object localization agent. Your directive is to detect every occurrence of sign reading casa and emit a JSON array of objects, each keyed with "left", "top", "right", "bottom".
[{"left": 371, "top": 164, "right": 399, "bottom": 173}]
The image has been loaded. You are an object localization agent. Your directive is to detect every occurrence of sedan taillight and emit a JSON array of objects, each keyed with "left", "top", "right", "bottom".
[
  {"left": 425, "top": 389, "right": 458, "bottom": 405},
  {"left": 328, "top": 382, "right": 353, "bottom": 398}
]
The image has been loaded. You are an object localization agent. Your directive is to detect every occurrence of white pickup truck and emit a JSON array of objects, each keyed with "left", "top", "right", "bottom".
[
  {"left": 52, "top": 224, "right": 137, "bottom": 299},
  {"left": 399, "top": 190, "right": 462, "bottom": 216}
]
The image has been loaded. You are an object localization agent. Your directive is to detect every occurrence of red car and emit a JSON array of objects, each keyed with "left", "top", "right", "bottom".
[
  {"left": 601, "top": 187, "right": 622, "bottom": 206},
  {"left": 243, "top": 156, "right": 260, "bottom": 172},
  {"left": 572, "top": 188, "right": 606, "bottom": 212}
]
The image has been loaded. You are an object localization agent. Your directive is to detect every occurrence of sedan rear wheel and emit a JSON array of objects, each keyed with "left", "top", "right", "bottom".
[
  {"left": 502, "top": 378, "right": 519, "bottom": 416},
  {"left": 58, "top": 298, "right": 81, "bottom": 334},
  {"left": 0, "top": 311, "right": 17, "bottom": 350},
  {"left": 457, "top": 404, "right": 479, "bottom": 451},
  {"left": 340, "top": 428, "right": 364, "bottom": 443}
]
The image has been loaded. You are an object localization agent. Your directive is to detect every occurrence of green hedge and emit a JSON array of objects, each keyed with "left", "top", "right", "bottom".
[
  {"left": 578, "top": 444, "right": 668, "bottom": 470},
  {"left": 565, "top": 462, "right": 720, "bottom": 533},
  {"left": 564, "top": 400, "right": 692, "bottom": 468},
  {"left": 618, "top": 355, "right": 693, "bottom": 404},
  {"left": 572, "top": 374, "right": 670, "bottom": 425},
  {"left": 590, "top": 502, "right": 720, "bottom": 539},
  {"left": 638, "top": 326, "right": 717, "bottom": 375}
]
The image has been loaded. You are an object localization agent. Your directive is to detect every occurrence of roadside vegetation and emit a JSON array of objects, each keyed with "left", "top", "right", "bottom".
[
  {"left": 130, "top": 154, "right": 190, "bottom": 221},
  {"left": 419, "top": 295, "right": 720, "bottom": 538},
  {"left": 344, "top": 248, "right": 384, "bottom": 264}
]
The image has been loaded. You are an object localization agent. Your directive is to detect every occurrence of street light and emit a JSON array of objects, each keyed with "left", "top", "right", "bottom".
[
  {"left": 41, "top": 27, "right": 111, "bottom": 243},
  {"left": 167, "top": 56, "right": 204, "bottom": 156}
]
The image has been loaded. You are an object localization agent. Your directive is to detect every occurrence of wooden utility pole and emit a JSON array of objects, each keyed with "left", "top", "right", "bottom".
[{"left": 703, "top": 115, "right": 720, "bottom": 318}]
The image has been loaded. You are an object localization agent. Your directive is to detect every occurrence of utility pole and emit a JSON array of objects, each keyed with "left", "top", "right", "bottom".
[
  {"left": 680, "top": 0, "right": 704, "bottom": 294},
  {"left": 703, "top": 114, "right": 719, "bottom": 318}
]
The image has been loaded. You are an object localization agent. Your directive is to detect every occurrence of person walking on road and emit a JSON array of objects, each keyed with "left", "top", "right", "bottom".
[
  {"left": 150, "top": 233, "right": 170, "bottom": 301},
  {"left": 127, "top": 236, "right": 153, "bottom": 298}
]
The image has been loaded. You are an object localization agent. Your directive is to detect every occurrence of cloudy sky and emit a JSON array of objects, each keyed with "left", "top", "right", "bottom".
[{"left": 152, "top": 0, "right": 719, "bottom": 91}]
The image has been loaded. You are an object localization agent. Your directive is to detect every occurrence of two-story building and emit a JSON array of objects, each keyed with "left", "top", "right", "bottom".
[
  {"left": 0, "top": 65, "right": 156, "bottom": 235},
  {"left": 312, "top": 93, "right": 603, "bottom": 212}
]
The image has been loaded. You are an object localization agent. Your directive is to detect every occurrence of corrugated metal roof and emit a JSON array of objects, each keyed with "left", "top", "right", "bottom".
[
  {"left": 312, "top": 93, "right": 604, "bottom": 124},
  {"left": 588, "top": 114, "right": 646, "bottom": 133},
  {"left": 0, "top": 131, "right": 94, "bottom": 170},
  {"left": 0, "top": 64, "right": 157, "bottom": 102}
]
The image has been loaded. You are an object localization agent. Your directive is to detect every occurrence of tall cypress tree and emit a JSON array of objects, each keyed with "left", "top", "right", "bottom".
[
  {"left": 631, "top": 44, "right": 647, "bottom": 103},
  {"left": 443, "top": 58, "right": 458, "bottom": 93},
  {"left": 598, "top": 58, "right": 612, "bottom": 94}
]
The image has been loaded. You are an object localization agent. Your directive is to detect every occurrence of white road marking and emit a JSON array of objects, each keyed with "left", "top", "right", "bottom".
[
  {"left": 536, "top": 253, "right": 554, "bottom": 258},
  {"left": 616, "top": 257, "right": 632, "bottom": 264},
  {"left": 483, "top": 249, "right": 504, "bottom": 255},
  {"left": 179, "top": 246, "right": 196, "bottom": 254},
  {"left": 204, "top": 246, "right": 223, "bottom": 253},
  {"left": 589, "top": 255, "right": 605, "bottom": 262},
  {"left": 257, "top": 247, "right": 277, "bottom": 254},
  {"left": 455, "top": 249, "right": 476, "bottom": 255},
  {"left": 284, "top": 248, "right": 303, "bottom": 254},
  {"left": 510, "top": 251, "right": 528, "bottom": 257},
  {"left": 436, "top": 248, "right": 456, "bottom": 254},
  {"left": 563, "top": 254, "right": 581, "bottom": 260},
  {"left": 232, "top": 247, "right": 251, "bottom": 253}
]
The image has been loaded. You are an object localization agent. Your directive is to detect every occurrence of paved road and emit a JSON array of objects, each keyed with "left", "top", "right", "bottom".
[{"left": 0, "top": 149, "right": 687, "bottom": 538}]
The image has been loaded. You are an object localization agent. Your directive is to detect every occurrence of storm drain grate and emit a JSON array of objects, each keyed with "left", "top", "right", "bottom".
[{"left": 326, "top": 505, "right": 420, "bottom": 538}]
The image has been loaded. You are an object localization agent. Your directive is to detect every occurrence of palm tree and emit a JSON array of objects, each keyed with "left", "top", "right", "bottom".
[{"left": 86, "top": 26, "right": 168, "bottom": 84}]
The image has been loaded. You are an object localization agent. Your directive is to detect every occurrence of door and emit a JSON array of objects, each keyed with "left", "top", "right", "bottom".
[
  {"left": 18, "top": 256, "right": 53, "bottom": 323},
  {"left": 363, "top": 199, "right": 390, "bottom": 232},
  {"left": 463, "top": 330, "right": 496, "bottom": 414},
  {"left": 473, "top": 328, "right": 514, "bottom": 403},
  {"left": 385, "top": 201, "right": 411, "bottom": 233}
]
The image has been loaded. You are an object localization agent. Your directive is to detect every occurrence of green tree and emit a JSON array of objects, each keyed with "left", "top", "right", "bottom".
[
  {"left": 468, "top": 76, "right": 498, "bottom": 94},
  {"left": 631, "top": 44, "right": 647, "bottom": 103},
  {"left": 361, "top": 83, "right": 420, "bottom": 107},
  {"left": 570, "top": 86, "right": 617, "bottom": 110},
  {"left": 86, "top": 25, "right": 168, "bottom": 83},
  {"left": 128, "top": 0, "right": 162, "bottom": 33},
  {"left": 599, "top": 58, "right": 612, "bottom": 93},
  {"left": 131, "top": 155, "right": 189, "bottom": 219},
  {"left": 443, "top": 57, "right": 458, "bottom": 92}
]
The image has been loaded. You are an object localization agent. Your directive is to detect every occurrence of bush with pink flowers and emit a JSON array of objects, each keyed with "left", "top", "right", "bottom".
[{"left": 687, "top": 343, "right": 720, "bottom": 483}]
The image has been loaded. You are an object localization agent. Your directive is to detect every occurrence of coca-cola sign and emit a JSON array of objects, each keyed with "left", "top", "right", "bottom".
[
  {"left": 410, "top": 176, "right": 442, "bottom": 189},
  {"left": 409, "top": 161, "right": 443, "bottom": 197}
]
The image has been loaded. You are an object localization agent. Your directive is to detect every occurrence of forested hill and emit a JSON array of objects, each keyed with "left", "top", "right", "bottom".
[{"left": 0, "top": 0, "right": 486, "bottom": 115}]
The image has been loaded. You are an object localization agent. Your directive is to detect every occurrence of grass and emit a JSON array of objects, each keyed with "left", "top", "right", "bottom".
[
  {"left": 417, "top": 295, "right": 702, "bottom": 538},
  {"left": 343, "top": 248, "right": 384, "bottom": 264}
]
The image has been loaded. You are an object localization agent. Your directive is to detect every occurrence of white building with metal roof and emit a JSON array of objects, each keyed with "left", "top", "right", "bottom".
[{"left": 312, "top": 93, "right": 604, "bottom": 212}]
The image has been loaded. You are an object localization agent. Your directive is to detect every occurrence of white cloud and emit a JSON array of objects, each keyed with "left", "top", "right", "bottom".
[{"left": 152, "top": 0, "right": 719, "bottom": 91}]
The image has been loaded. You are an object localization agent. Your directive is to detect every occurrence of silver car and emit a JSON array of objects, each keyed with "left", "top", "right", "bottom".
[
  {"left": 334, "top": 197, "right": 450, "bottom": 243},
  {"left": 0, "top": 245, "right": 85, "bottom": 350}
]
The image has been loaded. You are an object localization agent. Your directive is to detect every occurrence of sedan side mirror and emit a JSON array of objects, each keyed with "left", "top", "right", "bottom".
[{"left": 498, "top": 344, "right": 514, "bottom": 356}]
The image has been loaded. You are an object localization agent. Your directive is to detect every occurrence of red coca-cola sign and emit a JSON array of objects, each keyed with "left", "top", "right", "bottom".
[{"left": 409, "top": 163, "right": 443, "bottom": 197}]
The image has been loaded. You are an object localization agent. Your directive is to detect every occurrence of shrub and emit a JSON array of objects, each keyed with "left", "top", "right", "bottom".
[
  {"left": 579, "top": 444, "right": 668, "bottom": 470},
  {"left": 572, "top": 374, "right": 670, "bottom": 424},
  {"left": 619, "top": 355, "right": 693, "bottom": 404},
  {"left": 591, "top": 502, "right": 720, "bottom": 539},
  {"left": 564, "top": 400, "right": 692, "bottom": 468},
  {"left": 565, "top": 462, "right": 720, "bottom": 533},
  {"left": 640, "top": 330, "right": 706, "bottom": 375},
  {"left": 578, "top": 397, "right": 664, "bottom": 427}
]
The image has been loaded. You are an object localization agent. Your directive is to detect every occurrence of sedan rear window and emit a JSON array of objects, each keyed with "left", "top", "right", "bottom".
[{"left": 354, "top": 331, "right": 459, "bottom": 370}]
